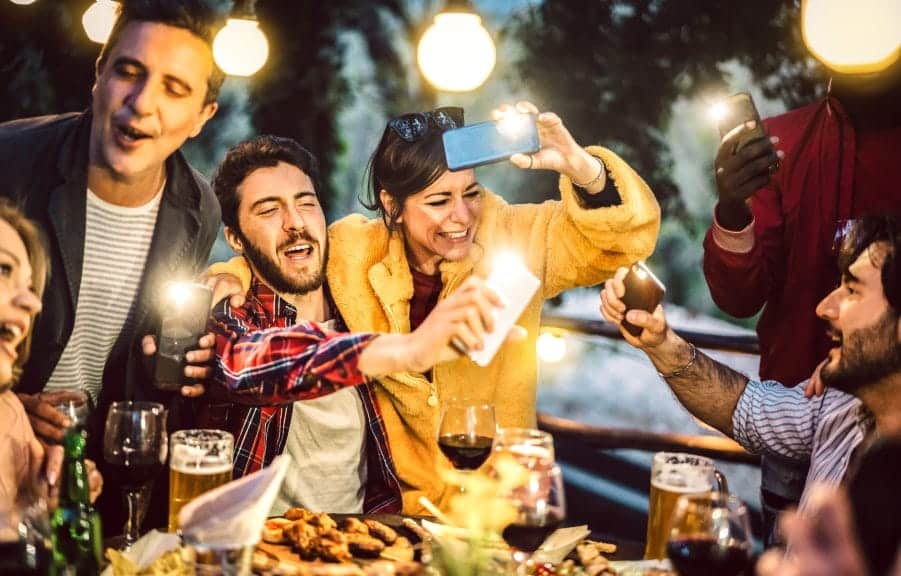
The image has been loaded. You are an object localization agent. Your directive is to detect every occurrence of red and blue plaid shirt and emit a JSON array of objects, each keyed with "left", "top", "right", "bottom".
[{"left": 201, "top": 277, "right": 402, "bottom": 513}]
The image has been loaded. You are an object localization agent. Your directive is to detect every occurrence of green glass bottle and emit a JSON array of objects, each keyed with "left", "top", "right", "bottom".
[{"left": 50, "top": 428, "right": 102, "bottom": 575}]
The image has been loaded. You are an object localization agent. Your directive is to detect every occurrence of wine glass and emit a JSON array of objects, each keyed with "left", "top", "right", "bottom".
[
  {"left": 666, "top": 492, "right": 753, "bottom": 576},
  {"left": 501, "top": 463, "right": 566, "bottom": 575},
  {"left": 103, "top": 401, "right": 168, "bottom": 548},
  {"left": 492, "top": 427, "right": 555, "bottom": 469},
  {"left": 437, "top": 399, "right": 496, "bottom": 471}
]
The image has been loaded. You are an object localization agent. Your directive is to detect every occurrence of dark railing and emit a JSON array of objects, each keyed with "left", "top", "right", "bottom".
[{"left": 536, "top": 311, "right": 762, "bottom": 543}]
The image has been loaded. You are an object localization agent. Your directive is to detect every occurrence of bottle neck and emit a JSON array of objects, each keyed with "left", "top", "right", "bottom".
[{"left": 58, "top": 429, "right": 91, "bottom": 506}]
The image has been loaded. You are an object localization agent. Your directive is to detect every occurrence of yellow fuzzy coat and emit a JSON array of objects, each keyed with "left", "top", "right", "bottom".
[{"left": 208, "top": 146, "right": 660, "bottom": 513}]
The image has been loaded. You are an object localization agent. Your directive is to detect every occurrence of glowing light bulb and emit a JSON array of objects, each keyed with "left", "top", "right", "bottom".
[
  {"left": 802, "top": 0, "right": 901, "bottom": 74},
  {"left": 709, "top": 101, "right": 729, "bottom": 125},
  {"left": 9, "top": 0, "right": 39, "bottom": 6},
  {"left": 82, "top": 0, "right": 119, "bottom": 44},
  {"left": 417, "top": 12, "right": 496, "bottom": 92},
  {"left": 537, "top": 331, "right": 567, "bottom": 364},
  {"left": 213, "top": 18, "right": 269, "bottom": 77}
]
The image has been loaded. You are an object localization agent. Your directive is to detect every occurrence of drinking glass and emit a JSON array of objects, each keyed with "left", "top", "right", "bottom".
[
  {"left": 437, "top": 400, "right": 496, "bottom": 471},
  {"left": 501, "top": 463, "right": 566, "bottom": 576},
  {"left": 644, "top": 452, "right": 716, "bottom": 560},
  {"left": 666, "top": 492, "right": 753, "bottom": 576},
  {"left": 168, "top": 429, "right": 234, "bottom": 532},
  {"left": 103, "top": 401, "right": 167, "bottom": 548},
  {"left": 492, "top": 427, "right": 555, "bottom": 470},
  {"left": 0, "top": 496, "right": 52, "bottom": 575},
  {"left": 41, "top": 389, "right": 93, "bottom": 432}
]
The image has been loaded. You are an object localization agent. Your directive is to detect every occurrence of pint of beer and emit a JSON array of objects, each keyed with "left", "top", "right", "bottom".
[
  {"left": 644, "top": 452, "right": 715, "bottom": 559},
  {"left": 168, "top": 429, "right": 234, "bottom": 532}
]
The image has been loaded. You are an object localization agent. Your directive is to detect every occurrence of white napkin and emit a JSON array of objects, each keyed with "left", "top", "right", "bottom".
[{"left": 178, "top": 454, "right": 289, "bottom": 548}]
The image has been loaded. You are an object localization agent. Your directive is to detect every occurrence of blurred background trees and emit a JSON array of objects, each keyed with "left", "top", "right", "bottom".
[{"left": 0, "top": 0, "right": 824, "bottom": 314}]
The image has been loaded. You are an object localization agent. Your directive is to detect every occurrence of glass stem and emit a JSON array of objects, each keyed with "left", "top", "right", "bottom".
[
  {"left": 124, "top": 488, "right": 144, "bottom": 547},
  {"left": 514, "top": 551, "right": 532, "bottom": 576}
]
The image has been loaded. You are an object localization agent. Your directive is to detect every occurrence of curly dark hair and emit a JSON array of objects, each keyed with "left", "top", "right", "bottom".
[
  {"left": 96, "top": 0, "right": 226, "bottom": 105},
  {"left": 212, "top": 135, "right": 323, "bottom": 233},
  {"left": 839, "top": 213, "right": 900, "bottom": 314}
]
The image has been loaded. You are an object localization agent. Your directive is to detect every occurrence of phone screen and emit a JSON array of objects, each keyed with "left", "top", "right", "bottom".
[{"left": 443, "top": 113, "right": 540, "bottom": 171}]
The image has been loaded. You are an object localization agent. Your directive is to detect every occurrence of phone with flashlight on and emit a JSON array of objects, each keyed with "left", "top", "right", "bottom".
[
  {"left": 714, "top": 92, "right": 768, "bottom": 152},
  {"left": 154, "top": 281, "right": 213, "bottom": 391},
  {"left": 620, "top": 261, "right": 666, "bottom": 338},
  {"left": 443, "top": 112, "right": 540, "bottom": 171}
]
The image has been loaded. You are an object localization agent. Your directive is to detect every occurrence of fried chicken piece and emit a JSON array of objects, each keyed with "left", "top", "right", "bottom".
[
  {"left": 285, "top": 507, "right": 315, "bottom": 521},
  {"left": 341, "top": 517, "right": 370, "bottom": 535},
  {"left": 315, "top": 532, "right": 353, "bottom": 563},
  {"left": 345, "top": 533, "right": 386, "bottom": 558},
  {"left": 362, "top": 519, "right": 398, "bottom": 544},
  {"left": 310, "top": 512, "right": 338, "bottom": 532}
]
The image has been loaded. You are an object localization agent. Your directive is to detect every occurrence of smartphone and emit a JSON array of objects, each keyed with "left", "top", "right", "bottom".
[
  {"left": 620, "top": 261, "right": 666, "bottom": 338},
  {"left": 155, "top": 282, "right": 213, "bottom": 391},
  {"left": 716, "top": 92, "right": 768, "bottom": 152},
  {"left": 443, "top": 113, "right": 540, "bottom": 171}
]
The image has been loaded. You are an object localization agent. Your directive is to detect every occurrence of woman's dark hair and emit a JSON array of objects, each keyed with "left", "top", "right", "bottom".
[
  {"left": 212, "top": 135, "right": 323, "bottom": 234},
  {"left": 839, "top": 214, "right": 900, "bottom": 314},
  {"left": 96, "top": 0, "right": 226, "bottom": 105},
  {"left": 362, "top": 121, "right": 450, "bottom": 231},
  {"left": 0, "top": 199, "right": 49, "bottom": 384}
]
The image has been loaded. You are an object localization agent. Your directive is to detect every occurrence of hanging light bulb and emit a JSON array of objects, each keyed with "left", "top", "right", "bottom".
[
  {"left": 802, "top": 0, "right": 901, "bottom": 74},
  {"left": 213, "top": 0, "right": 269, "bottom": 77},
  {"left": 82, "top": 0, "right": 120, "bottom": 44},
  {"left": 417, "top": 1, "right": 496, "bottom": 92},
  {"left": 9, "top": 0, "right": 39, "bottom": 6}
]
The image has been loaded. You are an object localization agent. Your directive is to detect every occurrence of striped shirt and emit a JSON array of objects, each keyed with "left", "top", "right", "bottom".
[
  {"left": 44, "top": 187, "right": 162, "bottom": 401},
  {"left": 732, "top": 379, "right": 873, "bottom": 509}
]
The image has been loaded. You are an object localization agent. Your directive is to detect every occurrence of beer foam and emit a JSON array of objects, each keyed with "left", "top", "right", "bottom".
[
  {"left": 651, "top": 474, "right": 712, "bottom": 493},
  {"left": 170, "top": 443, "right": 232, "bottom": 474}
]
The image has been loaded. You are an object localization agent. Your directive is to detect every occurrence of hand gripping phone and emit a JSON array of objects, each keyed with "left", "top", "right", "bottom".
[
  {"left": 154, "top": 281, "right": 213, "bottom": 391},
  {"left": 443, "top": 112, "right": 540, "bottom": 171},
  {"left": 620, "top": 261, "right": 666, "bottom": 338},
  {"left": 716, "top": 92, "right": 767, "bottom": 152}
]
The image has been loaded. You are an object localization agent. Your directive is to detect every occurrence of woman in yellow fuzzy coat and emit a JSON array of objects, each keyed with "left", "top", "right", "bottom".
[{"left": 209, "top": 102, "right": 660, "bottom": 513}]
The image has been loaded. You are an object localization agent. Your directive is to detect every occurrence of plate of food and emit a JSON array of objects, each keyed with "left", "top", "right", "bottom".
[{"left": 254, "top": 508, "right": 425, "bottom": 575}]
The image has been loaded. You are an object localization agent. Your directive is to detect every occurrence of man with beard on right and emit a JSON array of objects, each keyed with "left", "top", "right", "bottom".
[{"left": 599, "top": 213, "right": 901, "bottom": 510}]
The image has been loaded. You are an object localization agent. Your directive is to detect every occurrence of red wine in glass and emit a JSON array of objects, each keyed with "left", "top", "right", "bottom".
[
  {"left": 666, "top": 535, "right": 750, "bottom": 576},
  {"left": 438, "top": 433, "right": 494, "bottom": 470},
  {"left": 502, "top": 514, "right": 564, "bottom": 553}
]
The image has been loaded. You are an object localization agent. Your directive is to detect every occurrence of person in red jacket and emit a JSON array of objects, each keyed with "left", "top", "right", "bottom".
[{"left": 702, "top": 24, "right": 901, "bottom": 545}]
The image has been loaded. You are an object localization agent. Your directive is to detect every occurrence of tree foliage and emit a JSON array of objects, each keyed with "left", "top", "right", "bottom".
[{"left": 511, "top": 0, "right": 825, "bottom": 219}]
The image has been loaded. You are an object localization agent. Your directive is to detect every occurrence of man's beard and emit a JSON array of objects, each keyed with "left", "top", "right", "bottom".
[
  {"left": 240, "top": 230, "right": 327, "bottom": 296},
  {"left": 821, "top": 310, "right": 901, "bottom": 393}
]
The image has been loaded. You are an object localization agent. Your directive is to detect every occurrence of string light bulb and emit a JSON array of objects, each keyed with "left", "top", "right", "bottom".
[
  {"left": 9, "top": 0, "right": 39, "bottom": 6},
  {"left": 213, "top": 0, "right": 269, "bottom": 77},
  {"left": 802, "top": 0, "right": 901, "bottom": 74},
  {"left": 417, "top": 1, "right": 496, "bottom": 92},
  {"left": 537, "top": 330, "right": 568, "bottom": 364},
  {"left": 82, "top": 0, "right": 120, "bottom": 44}
]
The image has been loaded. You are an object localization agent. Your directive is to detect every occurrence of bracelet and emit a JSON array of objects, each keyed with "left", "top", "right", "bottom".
[
  {"left": 658, "top": 343, "right": 697, "bottom": 379},
  {"left": 571, "top": 156, "right": 605, "bottom": 189}
]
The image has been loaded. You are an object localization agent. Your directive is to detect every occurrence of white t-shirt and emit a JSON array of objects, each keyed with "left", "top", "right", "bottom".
[{"left": 270, "top": 319, "right": 367, "bottom": 515}]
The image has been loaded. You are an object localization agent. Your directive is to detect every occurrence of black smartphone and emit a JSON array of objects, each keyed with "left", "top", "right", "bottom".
[
  {"left": 154, "top": 282, "right": 213, "bottom": 391},
  {"left": 620, "top": 261, "right": 666, "bottom": 338},
  {"left": 716, "top": 92, "right": 768, "bottom": 152},
  {"left": 443, "top": 112, "right": 540, "bottom": 171}
]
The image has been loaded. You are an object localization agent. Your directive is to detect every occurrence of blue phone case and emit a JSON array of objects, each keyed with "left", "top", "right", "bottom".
[{"left": 443, "top": 115, "right": 540, "bottom": 171}]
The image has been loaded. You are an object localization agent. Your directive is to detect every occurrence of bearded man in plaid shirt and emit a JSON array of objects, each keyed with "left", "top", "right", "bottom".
[{"left": 196, "top": 135, "right": 509, "bottom": 514}]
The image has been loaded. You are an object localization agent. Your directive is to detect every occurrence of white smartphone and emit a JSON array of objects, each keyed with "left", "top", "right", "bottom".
[{"left": 468, "top": 253, "right": 540, "bottom": 367}]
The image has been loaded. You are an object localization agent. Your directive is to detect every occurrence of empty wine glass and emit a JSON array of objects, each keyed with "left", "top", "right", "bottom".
[
  {"left": 666, "top": 492, "right": 752, "bottom": 576},
  {"left": 492, "top": 427, "right": 555, "bottom": 470},
  {"left": 103, "top": 401, "right": 167, "bottom": 548},
  {"left": 437, "top": 399, "right": 496, "bottom": 471},
  {"left": 501, "top": 463, "right": 566, "bottom": 576}
]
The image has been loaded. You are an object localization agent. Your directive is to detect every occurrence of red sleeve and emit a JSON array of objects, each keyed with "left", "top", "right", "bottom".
[{"left": 702, "top": 182, "right": 785, "bottom": 318}]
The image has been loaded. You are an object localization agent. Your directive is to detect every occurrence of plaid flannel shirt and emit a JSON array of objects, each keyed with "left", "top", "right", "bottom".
[{"left": 202, "top": 277, "right": 402, "bottom": 513}]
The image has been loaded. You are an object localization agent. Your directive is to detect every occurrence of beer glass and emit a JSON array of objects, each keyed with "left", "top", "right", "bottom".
[
  {"left": 644, "top": 452, "right": 716, "bottom": 560},
  {"left": 168, "top": 429, "right": 234, "bottom": 532},
  {"left": 666, "top": 492, "right": 752, "bottom": 576}
]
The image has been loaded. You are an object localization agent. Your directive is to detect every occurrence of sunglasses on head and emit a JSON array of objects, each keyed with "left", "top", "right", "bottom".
[{"left": 387, "top": 107, "right": 464, "bottom": 142}]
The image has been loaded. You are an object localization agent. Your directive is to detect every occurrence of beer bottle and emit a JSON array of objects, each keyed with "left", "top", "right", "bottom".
[{"left": 50, "top": 428, "right": 102, "bottom": 575}]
